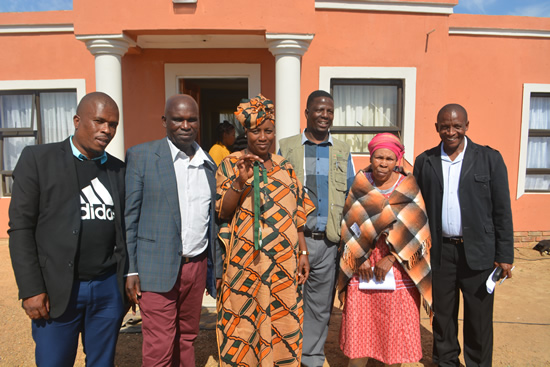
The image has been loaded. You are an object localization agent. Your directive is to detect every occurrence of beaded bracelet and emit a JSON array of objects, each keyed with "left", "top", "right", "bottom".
[{"left": 230, "top": 180, "right": 245, "bottom": 193}]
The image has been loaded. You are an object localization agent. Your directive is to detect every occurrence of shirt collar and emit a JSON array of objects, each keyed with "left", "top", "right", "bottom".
[
  {"left": 166, "top": 137, "right": 212, "bottom": 167},
  {"left": 301, "top": 129, "right": 333, "bottom": 146},
  {"left": 70, "top": 135, "right": 108, "bottom": 164},
  {"left": 440, "top": 136, "right": 468, "bottom": 162}
]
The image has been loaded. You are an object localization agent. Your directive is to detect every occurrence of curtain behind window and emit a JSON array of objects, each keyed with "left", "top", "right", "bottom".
[
  {"left": 526, "top": 96, "right": 550, "bottom": 190},
  {"left": 333, "top": 85, "right": 397, "bottom": 153},
  {"left": 41, "top": 92, "right": 76, "bottom": 143},
  {"left": 0, "top": 95, "right": 35, "bottom": 171},
  {"left": 1, "top": 91, "right": 76, "bottom": 195}
]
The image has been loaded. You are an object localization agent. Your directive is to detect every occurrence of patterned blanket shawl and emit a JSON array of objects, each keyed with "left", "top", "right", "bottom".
[{"left": 338, "top": 168, "right": 433, "bottom": 315}]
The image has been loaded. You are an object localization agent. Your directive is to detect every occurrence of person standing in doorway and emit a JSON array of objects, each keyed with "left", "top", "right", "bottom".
[{"left": 209, "top": 120, "right": 236, "bottom": 165}]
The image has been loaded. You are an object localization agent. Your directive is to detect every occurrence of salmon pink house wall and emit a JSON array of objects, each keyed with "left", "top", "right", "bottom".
[{"left": 0, "top": 0, "right": 549, "bottom": 246}]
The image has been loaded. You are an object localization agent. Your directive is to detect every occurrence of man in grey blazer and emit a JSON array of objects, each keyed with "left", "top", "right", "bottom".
[
  {"left": 413, "top": 104, "right": 514, "bottom": 367},
  {"left": 125, "top": 94, "right": 221, "bottom": 366}
]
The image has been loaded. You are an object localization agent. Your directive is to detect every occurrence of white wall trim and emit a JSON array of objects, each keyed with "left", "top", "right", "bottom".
[
  {"left": 164, "top": 63, "right": 261, "bottom": 101},
  {"left": 450, "top": 27, "right": 550, "bottom": 39},
  {"left": 0, "top": 79, "right": 86, "bottom": 102},
  {"left": 0, "top": 24, "right": 74, "bottom": 34},
  {"left": 517, "top": 83, "right": 550, "bottom": 198},
  {"left": 319, "top": 66, "right": 417, "bottom": 163},
  {"left": 315, "top": 0, "right": 454, "bottom": 14}
]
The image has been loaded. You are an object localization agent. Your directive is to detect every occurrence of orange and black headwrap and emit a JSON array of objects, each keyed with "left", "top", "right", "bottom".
[{"left": 234, "top": 94, "right": 275, "bottom": 130}]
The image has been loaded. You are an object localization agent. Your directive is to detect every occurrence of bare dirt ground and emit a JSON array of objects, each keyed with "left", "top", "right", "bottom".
[{"left": 1, "top": 240, "right": 549, "bottom": 366}]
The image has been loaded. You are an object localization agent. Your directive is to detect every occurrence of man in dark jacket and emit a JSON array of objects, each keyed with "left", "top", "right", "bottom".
[
  {"left": 413, "top": 103, "right": 514, "bottom": 367},
  {"left": 9, "top": 92, "right": 127, "bottom": 366}
]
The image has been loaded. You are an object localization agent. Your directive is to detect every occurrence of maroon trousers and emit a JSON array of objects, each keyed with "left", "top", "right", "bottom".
[{"left": 140, "top": 253, "right": 207, "bottom": 367}]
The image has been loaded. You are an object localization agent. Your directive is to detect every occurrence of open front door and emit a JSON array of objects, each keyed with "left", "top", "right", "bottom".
[
  {"left": 178, "top": 78, "right": 247, "bottom": 151},
  {"left": 179, "top": 79, "right": 202, "bottom": 143}
]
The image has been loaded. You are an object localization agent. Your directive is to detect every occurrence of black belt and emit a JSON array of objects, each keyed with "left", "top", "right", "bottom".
[
  {"left": 181, "top": 251, "right": 206, "bottom": 264},
  {"left": 443, "top": 237, "right": 463, "bottom": 245},
  {"left": 304, "top": 229, "right": 325, "bottom": 240}
]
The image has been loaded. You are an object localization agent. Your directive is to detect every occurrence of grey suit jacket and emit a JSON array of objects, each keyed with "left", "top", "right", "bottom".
[
  {"left": 413, "top": 137, "right": 514, "bottom": 271},
  {"left": 125, "top": 138, "right": 221, "bottom": 296}
]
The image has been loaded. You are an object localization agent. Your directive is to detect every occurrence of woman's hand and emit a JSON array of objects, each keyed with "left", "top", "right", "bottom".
[
  {"left": 297, "top": 230, "right": 309, "bottom": 285},
  {"left": 373, "top": 255, "right": 395, "bottom": 282},
  {"left": 235, "top": 153, "right": 264, "bottom": 184},
  {"left": 297, "top": 254, "right": 310, "bottom": 285},
  {"left": 338, "top": 290, "right": 346, "bottom": 308},
  {"left": 218, "top": 152, "right": 264, "bottom": 219},
  {"left": 356, "top": 258, "right": 373, "bottom": 282}
]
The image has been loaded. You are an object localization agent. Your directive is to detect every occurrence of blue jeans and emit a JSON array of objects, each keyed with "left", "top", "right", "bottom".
[{"left": 32, "top": 271, "right": 124, "bottom": 367}]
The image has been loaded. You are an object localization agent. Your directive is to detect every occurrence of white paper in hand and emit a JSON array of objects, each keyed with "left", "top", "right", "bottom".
[
  {"left": 358, "top": 267, "right": 396, "bottom": 291},
  {"left": 486, "top": 267, "right": 498, "bottom": 294}
]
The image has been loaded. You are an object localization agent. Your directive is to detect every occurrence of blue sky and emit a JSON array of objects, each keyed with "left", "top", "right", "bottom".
[
  {"left": 1, "top": 0, "right": 549, "bottom": 17},
  {"left": 454, "top": 0, "right": 550, "bottom": 17},
  {"left": 0, "top": 0, "right": 72, "bottom": 12}
]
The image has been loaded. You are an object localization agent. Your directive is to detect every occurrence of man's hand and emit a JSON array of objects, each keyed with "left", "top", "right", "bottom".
[
  {"left": 206, "top": 279, "right": 223, "bottom": 297},
  {"left": 297, "top": 254, "right": 310, "bottom": 285},
  {"left": 22, "top": 293, "right": 50, "bottom": 320},
  {"left": 125, "top": 275, "right": 141, "bottom": 314},
  {"left": 495, "top": 262, "right": 514, "bottom": 280}
]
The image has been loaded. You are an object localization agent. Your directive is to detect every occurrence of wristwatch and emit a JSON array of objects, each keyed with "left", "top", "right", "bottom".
[{"left": 299, "top": 250, "right": 309, "bottom": 256}]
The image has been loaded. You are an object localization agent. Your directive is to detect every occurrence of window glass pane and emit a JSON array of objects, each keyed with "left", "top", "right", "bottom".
[
  {"left": 3, "top": 136, "right": 35, "bottom": 171},
  {"left": 2, "top": 176, "right": 13, "bottom": 196},
  {"left": 527, "top": 136, "right": 550, "bottom": 169},
  {"left": 333, "top": 84, "right": 398, "bottom": 129},
  {"left": 530, "top": 96, "right": 550, "bottom": 129},
  {"left": 40, "top": 92, "right": 77, "bottom": 143},
  {"left": 0, "top": 94, "right": 35, "bottom": 129},
  {"left": 332, "top": 133, "right": 376, "bottom": 154},
  {"left": 525, "top": 174, "right": 550, "bottom": 191}
]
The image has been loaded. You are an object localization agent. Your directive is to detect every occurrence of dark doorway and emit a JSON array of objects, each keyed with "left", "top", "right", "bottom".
[{"left": 179, "top": 78, "right": 248, "bottom": 151}]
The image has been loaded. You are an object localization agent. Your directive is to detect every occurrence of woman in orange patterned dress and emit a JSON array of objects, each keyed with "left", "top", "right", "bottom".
[{"left": 215, "top": 95, "right": 314, "bottom": 366}]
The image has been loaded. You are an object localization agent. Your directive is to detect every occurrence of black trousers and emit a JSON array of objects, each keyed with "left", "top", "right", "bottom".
[{"left": 432, "top": 240, "right": 494, "bottom": 367}]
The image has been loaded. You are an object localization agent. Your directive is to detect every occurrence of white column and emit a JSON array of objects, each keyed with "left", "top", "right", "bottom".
[
  {"left": 266, "top": 34, "right": 314, "bottom": 147},
  {"left": 76, "top": 34, "right": 135, "bottom": 160}
]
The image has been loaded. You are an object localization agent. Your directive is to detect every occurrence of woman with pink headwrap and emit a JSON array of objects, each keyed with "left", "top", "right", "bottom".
[{"left": 337, "top": 133, "right": 433, "bottom": 366}]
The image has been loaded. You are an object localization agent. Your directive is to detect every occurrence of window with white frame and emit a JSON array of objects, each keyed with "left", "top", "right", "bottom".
[
  {"left": 330, "top": 79, "right": 403, "bottom": 153},
  {"left": 0, "top": 90, "right": 77, "bottom": 196},
  {"left": 319, "top": 67, "right": 416, "bottom": 163},
  {"left": 525, "top": 93, "right": 550, "bottom": 192}
]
